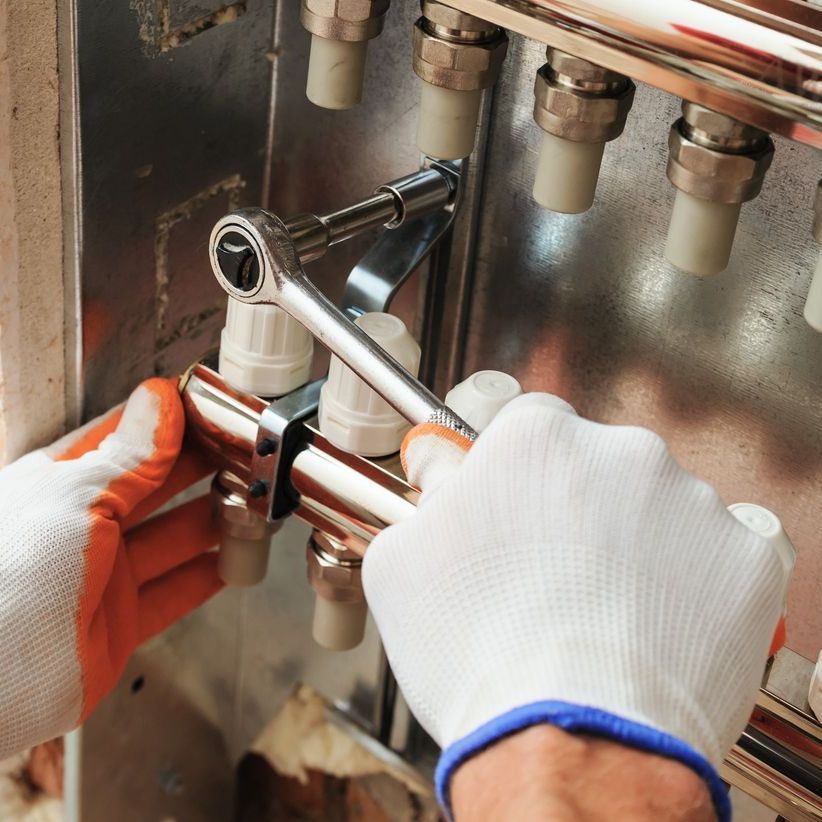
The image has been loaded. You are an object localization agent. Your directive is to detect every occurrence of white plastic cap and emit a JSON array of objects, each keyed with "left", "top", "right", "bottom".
[
  {"left": 219, "top": 299, "right": 314, "bottom": 397},
  {"left": 728, "top": 503, "right": 797, "bottom": 588},
  {"left": 319, "top": 312, "right": 421, "bottom": 457},
  {"left": 306, "top": 35, "right": 369, "bottom": 111},
  {"left": 665, "top": 190, "right": 742, "bottom": 276},
  {"left": 417, "top": 83, "right": 482, "bottom": 161},
  {"left": 803, "top": 250, "right": 822, "bottom": 332},
  {"left": 533, "top": 131, "right": 606, "bottom": 214},
  {"left": 445, "top": 371, "right": 523, "bottom": 432}
]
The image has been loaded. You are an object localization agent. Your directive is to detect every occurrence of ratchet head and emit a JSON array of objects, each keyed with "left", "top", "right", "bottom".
[{"left": 210, "top": 208, "right": 300, "bottom": 305}]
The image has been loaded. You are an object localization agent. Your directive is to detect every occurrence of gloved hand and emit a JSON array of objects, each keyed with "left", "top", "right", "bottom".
[
  {"left": 363, "top": 394, "right": 785, "bottom": 821},
  {"left": 0, "top": 378, "right": 221, "bottom": 759}
]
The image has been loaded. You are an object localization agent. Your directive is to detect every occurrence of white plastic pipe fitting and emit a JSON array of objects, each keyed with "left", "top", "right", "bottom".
[
  {"left": 301, "top": 0, "right": 390, "bottom": 111},
  {"left": 664, "top": 102, "right": 773, "bottom": 276},
  {"left": 319, "top": 312, "right": 421, "bottom": 457},
  {"left": 213, "top": 472, "right": 277, "bottom": 587},
  {"left": 312, "top": 597, "right": 369, "bottom": 652},
  {"left": 215, "top": 297, "right": 313, "bottom": 585},
  {"left": 307, "top": 532, "right": 367, "bottom": 652},
  {"left": 306, "top": 37, "right": 369, "bottom": 111},
  {"left": 311, "top": 312, "right": 419, "bottom": 650},
  {"left": 219, "top": 299, "right": 314, "bottom": 397},
  {"left": 728, "top": 503, "right": 796, "bottom": 590},
  {"left": 533, "top": 133, "right": 606, "bottom": 215},
  {"left": 531, "top": 51, "right": 634, "bottom": 215},
  {"left": 804, "top": 180, "right": 822, "bottom": 332},
  {"left": 417, "top": 84, "right": 483, "bottom": 163},
  {"left": 412, "top": 2, "right": 507, "bottom": 160},
  {"left": 665, "top": 192, "right": 742, "bottom": 277}
]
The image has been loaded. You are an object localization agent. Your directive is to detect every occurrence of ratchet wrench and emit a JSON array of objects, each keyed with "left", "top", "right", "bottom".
[{"left": 208, "top": 207, "right": 477, "bottom": 442}]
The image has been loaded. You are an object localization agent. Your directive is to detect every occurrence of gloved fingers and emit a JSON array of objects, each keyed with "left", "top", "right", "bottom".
[
  {"left": 400, "top": 423, "right": 473, "bottom": 495},
  {"left": 136, "top": 552, "right": 223, "bottom": 644},
  {"left": 80, "top": 379, "right": 185, "bottom": 521},
  {"left": 122, "top": 446, "right": 215, "bottom": 531},
  {"left": 126, "top": 495, "right": 219, "bottom": 586},
  {"left": 493, "top": 391, "right": 577, "bottom": 422},
  {"left": 49, "top": 405, "right": 124, "bottom": 461},
  {"left": 401, "top": 392, "right": 576, "bottom": 495}
]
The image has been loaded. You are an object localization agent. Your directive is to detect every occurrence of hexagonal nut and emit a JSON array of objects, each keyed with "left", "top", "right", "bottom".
[
  {"left": 546, "top": 48, "right": 625, "bottom": 88},
  {"left": 413, "top": 22, "right": 508, "bottom": 91},
  {"left": 421, "top": 0, "right": 498, "bottom": 36},
  {"left": 306, "top": 538, "right": 364, "bottom": 603},
  {"left": 301, "top": 0, "right": 390, "bottom": 41},
  {"left": 681, "top": 101, "right": 767, "bottom": 149},
  {"left": 212, "top": 474, "right": 274, "bottom": 541},
  {"left": 533, "top": 66, "right": 635, "bottom": 143},
  {"left": 667, "top": 123, "right": 774, "bottom": 203}
]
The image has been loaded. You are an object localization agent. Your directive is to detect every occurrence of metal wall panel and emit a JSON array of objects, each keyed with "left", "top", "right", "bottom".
[
  {"left": 78, "top": 0, "right": 273, "bottom": 415},
  {"left": 462, "top": 34, "right": 822, "bottom": 659}
]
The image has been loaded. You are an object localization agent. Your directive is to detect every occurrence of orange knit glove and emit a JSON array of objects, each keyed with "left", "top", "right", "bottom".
[{"left": 0, "top": 378, "right": 222, "bottom": 758}]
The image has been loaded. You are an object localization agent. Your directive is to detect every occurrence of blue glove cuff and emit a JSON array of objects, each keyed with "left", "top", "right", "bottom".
[{"left": 435, "top": 701, "right": 730, "bottom": 822}]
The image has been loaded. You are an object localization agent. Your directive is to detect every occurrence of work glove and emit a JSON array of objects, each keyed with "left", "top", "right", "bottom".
[
  {"left": 0, "top": 378, "right": 222, "bottom": 759},
  {"left": 363, "top": 394, "right": 786, "bottom": 821}
]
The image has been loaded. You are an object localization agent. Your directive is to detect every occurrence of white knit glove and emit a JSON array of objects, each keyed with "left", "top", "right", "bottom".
[
  {"left": 0, "top": 379, "right": 221, "bottom": 759},
  {"left": 363, "top": 394, "right": 785, "bottom": 821}
]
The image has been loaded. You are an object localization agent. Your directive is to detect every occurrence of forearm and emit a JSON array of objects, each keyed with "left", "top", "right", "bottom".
[{"left": 451, "top": 725, "right": 716, "bottom": 822}]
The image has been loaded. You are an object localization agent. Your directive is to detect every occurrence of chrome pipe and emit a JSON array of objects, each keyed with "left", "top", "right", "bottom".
[
  {"left": 441, "top": 0, "right": 822, "bottom": 148},
  {"left": 290, "top": 432, "right": 418, "bottom": 556},
  {"left": 179, "top": 362, "right": 264, "bottom": 484},
  {"left": 180, "top": 361, "right": 418, "bottom": 554}
]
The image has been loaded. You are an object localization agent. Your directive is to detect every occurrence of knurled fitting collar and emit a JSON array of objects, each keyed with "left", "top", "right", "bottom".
[
  {"left": 301, "top": 0, "right": 390, "bottom": 42},
  {"left": 667, "top": 102, "right": 774, "bottom": 204},
  {"left": 533, "top": 48, "right": 634, "bottom": 143},
  {"left": 413, "top": 1, "right": 508, "bottom": 91}
]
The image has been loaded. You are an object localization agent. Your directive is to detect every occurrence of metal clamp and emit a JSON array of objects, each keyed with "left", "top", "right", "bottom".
[
  {"left": 248, "top": 380, "right": 323, "bottom": 521},
  {"left": 343, "top": 162, "right": 460, "bottom": 316}
]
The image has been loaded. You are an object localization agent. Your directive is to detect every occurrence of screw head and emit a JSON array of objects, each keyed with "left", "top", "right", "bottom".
[
  {"left": 256, "top": 438, "right": 277, "bottom": 457},
  {"left": 216, "top": 231, "right": 261, "bottom": 292},
  {"left": 248, "top": 479, "right": 269, "bottom": 499}
]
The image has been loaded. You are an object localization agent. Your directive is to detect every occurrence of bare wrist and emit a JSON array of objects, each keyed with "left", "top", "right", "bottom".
[{"left": 451, "top": 725, "right": 715, "bottom": 822}]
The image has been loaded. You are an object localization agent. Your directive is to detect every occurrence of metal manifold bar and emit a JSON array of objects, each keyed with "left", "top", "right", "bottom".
[
  {"left": 181, "top": 362, "right": 822, "bottom": 817},
  {"left": 443, "top": 0, "right": 822, "bottom": 148}
]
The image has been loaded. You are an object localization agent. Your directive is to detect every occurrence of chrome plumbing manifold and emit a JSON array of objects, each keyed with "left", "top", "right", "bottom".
[{"left": 175, "top": 158, "right": 822, "bottom": 817}]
